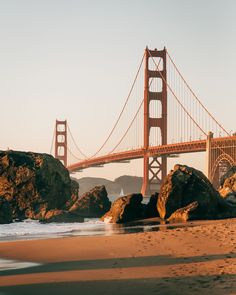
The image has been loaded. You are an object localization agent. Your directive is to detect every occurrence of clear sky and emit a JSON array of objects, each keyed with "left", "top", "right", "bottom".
[{"left": 0, "top": 0, "right": 235, "bottom": 180}]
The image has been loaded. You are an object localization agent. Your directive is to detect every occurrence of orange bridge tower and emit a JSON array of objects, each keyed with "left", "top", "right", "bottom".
[
  {"left": 141, "top": 47, "right": 167, "bottom": 196},
  {"left": 55, "top": 120, "right": 67, "bottom": 167}
]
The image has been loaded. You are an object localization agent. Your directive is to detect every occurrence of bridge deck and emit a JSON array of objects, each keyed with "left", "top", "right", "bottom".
[{"left": 67, "top": 136, "right": 235, "bottom": 173}]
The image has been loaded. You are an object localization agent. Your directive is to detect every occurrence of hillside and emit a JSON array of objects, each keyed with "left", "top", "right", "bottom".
[{"left": 73, "top": 175, "right": 143, "bottom": 196}]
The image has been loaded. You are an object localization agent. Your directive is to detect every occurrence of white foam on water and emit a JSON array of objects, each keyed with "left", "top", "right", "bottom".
[
  {"left": 0, "top": 258, "right": 41, "bottom": 271},
  {"left": 0, "top": 219, "right": 105, "bottom": 241}
]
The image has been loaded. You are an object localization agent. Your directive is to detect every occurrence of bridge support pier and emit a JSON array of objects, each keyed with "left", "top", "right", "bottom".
[
  {"left": 205, "top": 131, "right": 213, "bottom": 180},
  {"left": 141, "top": 46, "right": 167, "bottom": 196},
  {"left": 141, "top": 155, "right": 167, "bottom": 196},
  {"left": 206, "top": 131, "right": 236, "bottom": 188}
]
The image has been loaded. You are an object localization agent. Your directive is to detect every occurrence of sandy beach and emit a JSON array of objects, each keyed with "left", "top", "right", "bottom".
[{"left": 1, "top": 219, "right": 236, "bottom": 294}]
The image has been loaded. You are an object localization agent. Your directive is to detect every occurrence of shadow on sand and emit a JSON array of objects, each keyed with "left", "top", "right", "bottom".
[{"left": 0, "top": 274, "right": 236, "bottom": 295}]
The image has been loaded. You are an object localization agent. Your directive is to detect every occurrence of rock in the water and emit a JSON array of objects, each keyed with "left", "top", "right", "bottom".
[
  {"left": 167, "top": 201, "right": 198, "bottom": 222},
  {"left": 42, "top": 209, "right": 84, "bottom": 223},
  {"left": 144, "top": 193, "right": 159, "bottom": 218},
  {"left": 0, "top": 150, "right": 76, "bottom": 223},
  {"left": 0, "top": 197, "right": 12, "bottom": 224},
  {"left": 157, "top": 164, "right": 221, "bottom": 220},
  {"left": 101, "top": 193, "right": 143, "bottom": 223},
  {"left": 69, "top": 185, "right": 111, "bottom": 218}
]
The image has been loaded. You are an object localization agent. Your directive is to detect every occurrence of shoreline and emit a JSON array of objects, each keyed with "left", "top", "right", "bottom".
[
  {"left": 1, "top": 218, "right": 236, "bottom": 294},
  {"left": 1, "top": 217, "right": 236, "bottom": 243}
]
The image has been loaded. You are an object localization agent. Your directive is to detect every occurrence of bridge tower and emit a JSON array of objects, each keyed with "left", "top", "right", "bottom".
[
  {"left": 141, "top": 47, "right": 167, "bottom": 196},
  {"left": 206, "top": 132, "right": 236, "bottom": 188},
  {"left": 55, "top": 120, "right": 68, "bottom": 167}
]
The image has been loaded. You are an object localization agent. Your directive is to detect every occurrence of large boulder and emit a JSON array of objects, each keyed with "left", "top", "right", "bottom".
[
  {"left": 219, "top": 166, "right": 236, "bottom": 201},
  {"left": 41, "top": 209, "right": 84, "bottom": 223},
  {"left": 101, "top": 193, "right": 143, "bottom": 223},
  {"left": 0, "top": 150, "right": 78, "bottom": 222},
  {"left": 0, "top": 197, "right": 12, "bottom": 224},
  {"left": 157, "top": 164, "right": 222, "bottom": 220},
  {"left": 69, "top": 185, "right": 111, "bottom": 218},
  {"left": 143, "top": 193, "right": 159, "bottom": 218},
  {"left": 167, "top": 201, "right": 198, "bottom": 223}
]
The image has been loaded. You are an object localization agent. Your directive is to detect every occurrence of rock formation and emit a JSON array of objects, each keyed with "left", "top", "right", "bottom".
[
  {"left": 69, "top": 185, "right": 111, "bottom": 218},
  {"left": 167, "top": 201, "right": 198, "bottom": 222},
  {"left": 41, "top": 209, "right": 84, "bottom": 223},
  {"left": 157, "top": 164, "right": 222, "bottom": 220},
  {"left": 101, "top": 193, "right": 143, "bottom": 223},
  {"left": 0, "top": 150, "right": 80, "bottom": 223},
  {"left": 0, "top": 197, "right": 12, "bottom": 224},
  {"left": 144, "top": 192, "right": 159, "bottom": 218},
  {"left": 219, "top": 166, "right": 236, "bottom": 202}
]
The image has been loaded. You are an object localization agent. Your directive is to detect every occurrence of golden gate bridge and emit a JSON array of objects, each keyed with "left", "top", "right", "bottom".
[{"left": 50, "top": 47, "right": 236, "bottom": 196}]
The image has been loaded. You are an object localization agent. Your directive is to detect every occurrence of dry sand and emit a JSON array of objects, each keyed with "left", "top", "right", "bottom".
[{"left": 1, "top": 219, "right": 236, "bottom": 294}]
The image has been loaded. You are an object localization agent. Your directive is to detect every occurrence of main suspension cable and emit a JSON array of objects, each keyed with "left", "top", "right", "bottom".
[
  {"left": 50, "top": 124, "right": 56, "bottom": 155},
  {"left": 89, "top": 52, "right": 145, "bottom": 158},
  {"left": 166, "top": 50, "right": 229, "bottom": 136},
  {"left": 67, "top": 123, "right": 88, "bottom": 158},
  {"left": 147, "top": 48, "right": 207, "bottom": 136}
]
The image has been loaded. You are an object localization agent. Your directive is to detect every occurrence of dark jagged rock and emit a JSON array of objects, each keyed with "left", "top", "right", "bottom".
[
  {"left": 167, "top": 201, "right": 198, "bottom": 223},
  {"left": 220, "top": 166, "right": 236, "bottom": 187},
  {"left": 101, "top": 193, "right": 143, "bottom": 223},
  {"left": 219, "top": 166, "right": 236, "bottom": 201},
  {"left": 0, "top": 150, "right": 76, "bottom": 223},
  {"left": 69, "top": 185, "right": 111, "bottom": 218},
  {"left": 157, "top": 164, "right": 222, "bottom": 220},
  {"left": 144, "top": 192, "right": 159, "bottom": 218},
  {"left": 41, "top": 209, "right": 84, "bottom": 223},
  {"left": 65, "top": 179, "right": 80, "bottom": 209},
  {"left": 0, "top": 197, "right": 12, "bottom": 224}
]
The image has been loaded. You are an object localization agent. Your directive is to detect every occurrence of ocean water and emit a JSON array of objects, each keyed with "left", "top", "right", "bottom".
[
  {"left": 0, "top": 218, "right": 166, "bottom": 241},
  {"left": 0, "top": 196, "right": 162, "bottom": 242}
]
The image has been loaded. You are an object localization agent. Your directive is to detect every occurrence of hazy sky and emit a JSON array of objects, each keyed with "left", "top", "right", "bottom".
[{"left": 0, "top": 0, "right": 235, "bottom": 180}]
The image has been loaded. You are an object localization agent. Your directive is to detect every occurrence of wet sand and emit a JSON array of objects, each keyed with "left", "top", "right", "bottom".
[{"left": 1, "top": 219, "right": 236, "bottom": 294}]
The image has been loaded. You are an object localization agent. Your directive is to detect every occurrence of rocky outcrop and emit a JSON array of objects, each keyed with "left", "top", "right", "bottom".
[
  {"left": 0, "top": 197, "right": 12, "bottom": 224},
  {"left": 41, "top": 209, "right": 84, "bottom": 223},
  {"left": 219, "top": 166, "right": 236, "bottom": 202},
  {"left": 69, "top": 185, "right": 111, "bottom": 218},
  {"left": 144, "top": 193, "right": 159, "bottom": 218},
  {"left": 167, "top": 201, "right": 198, "bottom": 223},
  {"left": 157, "top": 164, "right": 222, "bottom": 220},
  {"left": 101, "top": 193, "right": 143, "bottom": 223},
  {"left": 0, "top": 150, "right": 81, "bottom": 223}
]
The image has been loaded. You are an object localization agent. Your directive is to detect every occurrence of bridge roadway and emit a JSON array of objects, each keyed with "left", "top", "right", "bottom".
[{"left": 67, "top": 136, "right": 233, "bottom": 173}]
